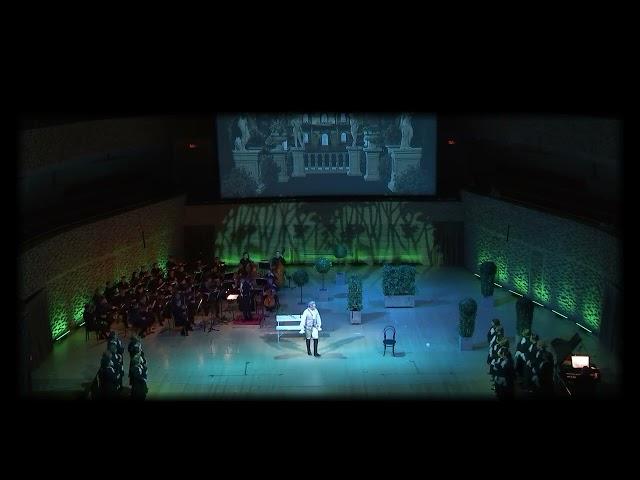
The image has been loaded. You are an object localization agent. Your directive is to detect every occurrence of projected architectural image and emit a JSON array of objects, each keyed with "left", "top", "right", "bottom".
[{"left": 216, "top": 113, "right": 437, "bottom": 198}]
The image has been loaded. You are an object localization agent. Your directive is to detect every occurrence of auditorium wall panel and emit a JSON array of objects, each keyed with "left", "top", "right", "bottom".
[{"left": 18, "top": 196, "right": 185, "bottom": 342}]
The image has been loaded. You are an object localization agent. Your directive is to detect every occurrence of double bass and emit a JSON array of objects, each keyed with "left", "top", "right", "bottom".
[
  {"left": 271, "top": 247, "right": 286, "bottom": 288},
  {"left": 264, "top": 288, "right": 276, "bottom": 310}
]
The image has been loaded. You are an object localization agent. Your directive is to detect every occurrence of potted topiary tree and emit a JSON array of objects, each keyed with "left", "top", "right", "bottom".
[
  {"left": 516, "top": 296, "right": 534, "bottom": 338},
  {"left": 348, "top": 275, "right": 363, "bottom": 324},
  {"left": 334, "top": 243, "right": 348, "bottom": 285},
  {"left": 479, "top": 261, "right": 497, "bottom": 297},
  {"left": 382, "top": 264, "right": 416, "bottom": 307},
  {"left": 291, "top": 269, "right": 309, "bottom": 305},
  {"left": 315, "top": 257, "right": 332, "bottom": 301},
  {"left": 459, "top": 298, "right": 477, "bottom": 351}
]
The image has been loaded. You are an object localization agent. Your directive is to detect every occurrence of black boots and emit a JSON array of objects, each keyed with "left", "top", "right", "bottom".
[
  {"left": 306, "top": 339, "right": 312, "bottom": 356},
  {"left": 313, "top": 339, "right": 320, "bottom": 357}
]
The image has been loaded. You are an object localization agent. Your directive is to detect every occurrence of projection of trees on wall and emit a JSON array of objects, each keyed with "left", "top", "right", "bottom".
[
  {"left": 465, "top": 192, "right": 620, "bottom": 333},
  {"left": 213, "top": 201, "right": 441, "bottom": 267}
]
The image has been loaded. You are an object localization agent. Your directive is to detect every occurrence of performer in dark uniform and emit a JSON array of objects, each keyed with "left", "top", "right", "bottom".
[
  {"left": 487, "top": 319, "right": 501, "bottom": 344},
  {"left": 99, "top": 352, "right": 120, "bottom": 399},
  {"left": 514, "top": 328, "right": 532, "bottom": 379},
  {"left": 129, "top": 353, "right": 148, "bottom": 400},
  {"left": 107, "top": 340, "right": 124, "bottom": 390},
  {"left": 494, "top": 347, "right": 516, "bottom": 399},
  {"left": 524, "top": 333, "right": 540, "bottom": 391}
]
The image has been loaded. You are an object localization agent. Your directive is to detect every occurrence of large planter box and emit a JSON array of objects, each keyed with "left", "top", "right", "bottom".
[
  {"left": 317, "top": 289, "right": 329, "bottom": 301},
  {"left": 350, "top": 311, "right": 362, "bottom": 324},
  {"left": 459, "top": 336, "right": 473, "bottom": 351},
  {"left": 384, "top": 295, "right": 415, "bottom": 307}
]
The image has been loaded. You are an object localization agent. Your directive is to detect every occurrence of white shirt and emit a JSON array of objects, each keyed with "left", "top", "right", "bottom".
[{"left": 299, "top": 308, "right": 322, "bottom": 330}]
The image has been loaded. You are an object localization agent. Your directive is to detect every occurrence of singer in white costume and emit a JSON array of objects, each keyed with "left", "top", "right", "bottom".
[{"left": 299, "top": 301, "right": 322, "bottom": 357}]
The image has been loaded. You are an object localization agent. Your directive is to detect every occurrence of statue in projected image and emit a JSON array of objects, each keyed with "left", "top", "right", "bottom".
[
  {"left": 349, "top": 116, "right": 360, "bottom": 147},
  {"left": 400, "top": 113, "right": 413, "bottom": 149},
  {"left": 290, "top": 117, "right": 304, "bottom": 148},
  {"left": 234, "top": 115, "right": 251, "bottom": 151}
]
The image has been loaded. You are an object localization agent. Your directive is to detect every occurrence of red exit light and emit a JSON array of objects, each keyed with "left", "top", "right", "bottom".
[{"left": 188, "top": 143, "right": 198, "bottom": 149}]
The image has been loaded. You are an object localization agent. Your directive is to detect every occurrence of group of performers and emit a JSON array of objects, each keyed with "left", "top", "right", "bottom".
[
  {"left": 236, "top": 250, "right": 286, "bottom": 321},
  {"left": 96, "top": 331, "right": 148, "bottom": 400},
  {"left": 83, "top": 249, "right": 288, "bottom": 341},
  {"left": 486, "top": 319, "right": 554, "bottom": 399}
]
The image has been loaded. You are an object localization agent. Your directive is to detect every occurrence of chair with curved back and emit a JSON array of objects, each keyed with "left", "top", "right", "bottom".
[{"left": 383, "top": 325, "right": 397, "bottom": 357}]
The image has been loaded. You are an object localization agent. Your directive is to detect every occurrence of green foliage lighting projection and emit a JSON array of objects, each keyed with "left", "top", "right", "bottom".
[
  {"left": 465, "top": 191, "right": 618, "bottom": 334},
  {"left": 213, "top": 201, "right": 437, "bottom": 267},
  {"left": 45, "top": 234, "right": 174, "bottom": 340}
]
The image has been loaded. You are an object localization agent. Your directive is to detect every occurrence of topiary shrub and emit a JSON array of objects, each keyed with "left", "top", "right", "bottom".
[
  {"left": 516, "top": 296, "right": 534, "bottom": 336},
  {"left": 315, "top": 257, "right": 332, "bottom": 290},
  {"left": 459, "top": 298, "right": 477, "bottom": 337},
  {"left": 382, "top": 264, "right": 416, "bottom": 296},
  {"left": 479, "top": 261, "right": 497, "bottom": 297},
  {"left": 347, "top": 275, "right": 363, "bottom": 311},
  {"left": 334, "top": 244, "right": 348, "bottom": 264},
  {"left": 291, "top": 269, "right": 309, "bottom": 304}
]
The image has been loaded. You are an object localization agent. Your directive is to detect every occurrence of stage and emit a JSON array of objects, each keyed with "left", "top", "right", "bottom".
[{"left": 29, "top": 266, "right": 621, "bottom": 399}]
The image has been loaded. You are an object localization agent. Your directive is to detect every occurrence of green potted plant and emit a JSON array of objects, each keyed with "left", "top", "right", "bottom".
[
  {"left": 291, "top": 269, "right": 309, "bottom": 305},
  {"left": 315, "top": 257, "right": 332, "bottom": 301},
  {"left": 382, "top": 264, "right": 416, "bottom": 307},
  {"left": 347, "top": 275, "right": 363, "bottom": 324},
  {"left": 516, "top": 296, "right": 534, "bottom": 338},
  {"left": 459, "top": 298, "right": 477, "bottom": 351},
  {"left": 479, "top": 261, "right": 497, "bottom": 297},
  {"left": 334, "top": 243, "right": 348, "bottom": 285}
]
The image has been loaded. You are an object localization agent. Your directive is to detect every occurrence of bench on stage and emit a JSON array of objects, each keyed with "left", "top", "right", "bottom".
[{"left": 275, "top": 314, "right": 301, "bottom": 342}]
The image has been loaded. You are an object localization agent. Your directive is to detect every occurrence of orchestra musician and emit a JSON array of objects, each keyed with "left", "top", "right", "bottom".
[
  {"left": 263, "top": 287, "right": 277, "bottom": 313},
  {"left": 172, "top": 290, "right": 189, "bottom": 336},
  {"left": 270, "top": 249, "right": 286, "bottom": 289},
  {"left": 239, "top": 276, "right": 253, "bottom": 321}
]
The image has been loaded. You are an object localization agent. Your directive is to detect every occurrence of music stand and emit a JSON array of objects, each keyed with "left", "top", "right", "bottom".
[{"left": 258, "top": 261, "right": 270, "bottom": 273}]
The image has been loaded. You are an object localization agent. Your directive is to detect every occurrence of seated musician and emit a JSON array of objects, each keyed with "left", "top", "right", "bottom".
[
  {"left": 92, "top": 287, "right": 103, "bottom": 308},
  {"left": 95, "top": 296, "right": 112, "bottom": 338},
  {"left": 151, "top": 262, "right": 161, "bottom": 278},
  {"left": 211, "top": 256, "right": 224, "bottom": 280},
  {"left": 128, "top": 300, "right": 144, "bottom": 337},
  {"left": 239, "top": 252, "right": 252, "bottom": 270},
  {"left": 83, "top": 303, "right": 96, "bottom": 333},
  {"left": 263, "top": 287, "right": 278, "bottom": 312},
  {"left": 270, "top": 250, "right": 286, "bottom": 289},
  {"left": 166, "top": 255, "right": 177, "bottom": 272},
  {"left": 104, "top": 281, "right": 116, "bottom": 303},
  {"left": 117, "top": 276, "right": 129, "bottom": 294},
  {"left": 171, "top": 291, "right": 189, "bottom": 336},
  {"left": 176, "top": 264, "right": 186, "bottom": 282}
]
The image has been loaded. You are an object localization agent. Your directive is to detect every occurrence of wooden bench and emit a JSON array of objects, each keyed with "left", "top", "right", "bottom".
[{"left": 275, "top": 314, "right": 301, "bottom": 343}]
